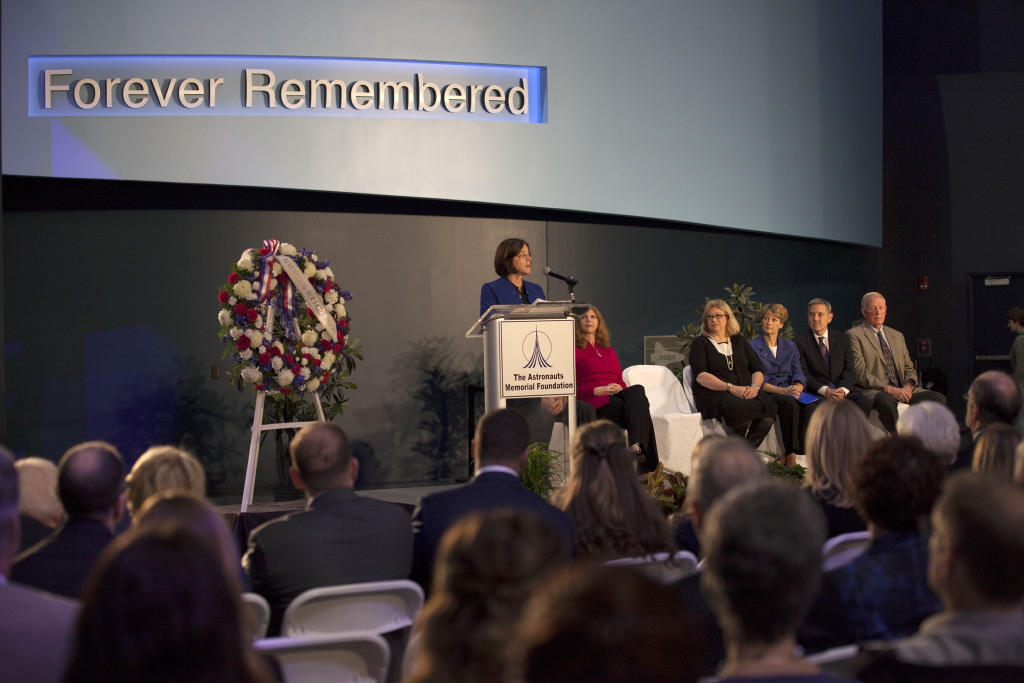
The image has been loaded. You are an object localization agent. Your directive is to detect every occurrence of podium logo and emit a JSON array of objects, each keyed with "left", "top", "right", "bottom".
[{"left": 522, "top": 327, "right": 553, "bottom": 369}]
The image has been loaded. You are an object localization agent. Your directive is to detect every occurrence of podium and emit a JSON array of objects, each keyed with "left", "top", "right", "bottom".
[{"left": 466, "top": 302, "right": 590, "bottom": 460}]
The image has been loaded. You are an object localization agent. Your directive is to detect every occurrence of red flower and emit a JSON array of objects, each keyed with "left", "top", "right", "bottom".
[
  {"left": 218, "top": 290, "right": 230, "bottom": 304},
  {"left": 277, "top": 274, "right": 289, "bottom": 284},
  {"left": 306, "top": 307, "right": 313, "bottom": 317},
  {"left": 234, "top": 302, "right": 248, "bottom": 315},
  {"left": 259, "top": 247, "right": 269, "bottom": 256},
  {"left": 271, "top": 346, "right": 282, "bottom": 358},
  {"left": 284, "top": 354, "right": 294, "bottom": 364},
  {"left": 246, "top": 309, "right": 259, "bottom": 322},
  {"left": 237, "top": 336, "right": 251, "bottom": 351},
  {"left": 280, "top": 388, "right": 291, "bottom": 395},
  {"left": 228, "top": 273, "right": 239, "bottom": 284},
  {"left": 258, "top": 353, "right": 271, "bottom": 365},
  {"left": 313, "top": 359, "right": 322, "bottom": 367},
  {"left": 320, "top": 340, "right": 332, "bottom": 351},
  {"left": 333, "top": 343, "right": 343, "bottom": 353}
]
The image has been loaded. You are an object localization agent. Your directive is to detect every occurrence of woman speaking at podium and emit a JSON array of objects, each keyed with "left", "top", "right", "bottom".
[
  {"left": 479, "top": 238, "right": 544, "bottom": 316},
  {"left": 575, "top": 306, "right": 659, "bottom": 474}
]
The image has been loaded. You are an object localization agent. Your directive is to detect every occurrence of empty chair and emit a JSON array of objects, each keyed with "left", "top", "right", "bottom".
[
  {"left": 281, "top": 580, "right": 424, "bottom": 637},
  {"left": 822, "top": 530, "right": 871, "bottom": 571},
  {"left": 604, "top": 549, "right": 699, "bottom": 584},
  {"left": 242, "top": 592, "right": 271, "bottom": 640},
  {"left": 255, "top": 632, "right": 390, "bottom": 683},
  {"left": 622, "top": 365, "right": 705, "bottom": 474}
]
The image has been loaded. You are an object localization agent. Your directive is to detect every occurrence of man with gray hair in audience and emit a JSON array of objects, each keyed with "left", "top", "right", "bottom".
[
  {"left": 14, "top": 457, "right": 64, "bottom": 552},
  {"left": 11, "top": 441, "right": 126, "bottom": 598},
  {"left": 955, "top": 370, "right": 1022, "bottom": 469},
  {"left": 855, "top": 472, "right": 1024, "bottom": 679},
  {"left": 0, "top": 446, "right": 80, "bottom": 683}
]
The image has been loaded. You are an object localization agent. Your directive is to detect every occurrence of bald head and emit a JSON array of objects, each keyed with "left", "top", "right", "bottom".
[
  {"left": 686, "top": 436, "right": 767, "bottom": 528},
  {"left": 58, "top": 441, "right": 125, "bottom": 519},
  {"left": 967, "top": 371, "right": 1022, "bottom": 432},
  {"left": 289, "top": 422, "right": 355, "bottom": 495}
]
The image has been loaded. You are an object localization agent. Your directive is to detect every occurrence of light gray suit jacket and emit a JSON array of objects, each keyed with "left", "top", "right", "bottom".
[
  {"left": 847, "top": 322, "right": 918, "bottom": 398},
  {"left": 0, "top": 580, "right": 79, "bottom": 683}
]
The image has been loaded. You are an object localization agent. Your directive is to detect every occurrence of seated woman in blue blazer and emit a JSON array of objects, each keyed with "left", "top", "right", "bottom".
[
  {"left": 748, "top": 303, "right": 807, "bottom": 465},
  {"left": 479, "top": 238, "right": 544, "bottom": 316}
]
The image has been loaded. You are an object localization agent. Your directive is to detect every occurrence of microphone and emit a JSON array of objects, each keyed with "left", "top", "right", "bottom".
[{"left": 543, "top": 266, "right": 578, "bottom": 286}]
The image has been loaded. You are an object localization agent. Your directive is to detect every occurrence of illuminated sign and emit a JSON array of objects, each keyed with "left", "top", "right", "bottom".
[{"left": 29, "top": 55, "right": 547, "bottom": 123}]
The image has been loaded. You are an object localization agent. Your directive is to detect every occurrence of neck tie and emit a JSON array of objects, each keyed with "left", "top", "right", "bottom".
[
  {"left": 818, "top": 335, "right": 831, "bottom": 370},
  {"left": 877, "top": 330, "right": 900, "bottom": 386}
]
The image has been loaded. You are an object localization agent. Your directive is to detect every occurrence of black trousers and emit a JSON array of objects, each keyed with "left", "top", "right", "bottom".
[
  {"left": 765, "top": 393, "right": 805, "bottom": 454},
  {"left": 596, "top": 384, "right": 659, "bottom": 473},
  {"left": 870, "top": 388, "right": 946, "bottom": 434}
]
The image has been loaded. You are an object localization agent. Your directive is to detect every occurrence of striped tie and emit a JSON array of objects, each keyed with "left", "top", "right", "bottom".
[{"left": 877, "top": 330, "right": 900, "bottom": 386}]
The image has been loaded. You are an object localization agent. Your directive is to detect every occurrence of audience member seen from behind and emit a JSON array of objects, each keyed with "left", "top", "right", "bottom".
[
  {"left": 64, "top": 527, "right": 272, "bottom": 683},
  {"left": 829, "top": 437, "right": 946, "bottom": 643},
  {"left": 748, "top": 303, "right": 807, "bottom": 465},
  {"left": 855, "top": 473, "right": 1024, "bottom": 678},
  {"left": 508, "top": 563, "right": 703, "bottom": 683},
  {"left": 972, "top": 423, "right": 1022, "bottom": 479},
  {"left": 896, "top": 401, "right": 961, "bottom": 467},
  {"left": 134, "top": 492, "right": 248, "bottom": 595},
  {"left": 1009, "top": 306, "right": 1024, "bottom": 433},
  {"left": 0, "top": 447, "right": 80, "bottom": 683},
  {"left": 556, "top": 420, "right": 673, "bottom": 560},
  {"left": 11, "top": 441, "right": 125, "bottom": 598},
  {"left": 574, "top": 305, "right": 659, "bottom": 472},
  {"left": 701, "top": 482, "right": 846, "bottom": 681},
  {"left": 125, "top": 445, "right": 206, "bottom": 519},
  {"left": 956, "top": 370, "right": 1021, "bottom": 469},
  {"left": 689, "top": 299, "right": 777, "bottom": 448},
  {"left": 14, "top": 457, "right": 64, "bottom": 552},
  {"left": 403, "top": 509, "right": 568, "bottom": 683},
  {"left": 803, "top": 400, "right": 872, "bottom": 538}
]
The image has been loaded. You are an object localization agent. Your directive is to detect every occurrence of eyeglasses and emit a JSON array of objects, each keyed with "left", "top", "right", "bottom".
[
  {"left": 515, "top": 252, "right": 532, "bottom": 260},
  {"left": 707, "top": 313, "right": 727, "bottom": 321}
]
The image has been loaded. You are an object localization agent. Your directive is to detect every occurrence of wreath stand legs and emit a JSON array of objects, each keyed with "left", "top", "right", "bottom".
[{"left": 240, "top": 391, "right": 326, "bottom": 512}]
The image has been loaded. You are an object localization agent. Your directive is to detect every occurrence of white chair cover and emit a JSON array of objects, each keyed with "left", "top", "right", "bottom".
[
  {"left": 255, "top": 632, "right": 390, "bottom": 683},
  {"left": 622, "top": 364, "right": 705, "bottom": 474},
  {"left": 604, "top": 550, "right": 700, "bottom": 584},
  {"left": 242, "top": 591, "right": 271, "bottom": 640},
  {"left": 281, "top": 580, "right": 424, "bottom": 637}
]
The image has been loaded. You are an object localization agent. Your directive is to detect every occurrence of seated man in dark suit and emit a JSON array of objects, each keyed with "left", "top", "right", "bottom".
[
  {"left": 243, "top": 422, "right": 413, "bottom": 636},
  {"left": 855, "top": 473, "right": 1024, "bottom": 679},
  {"left": 848, "top": 292, "right": 946, "bottom": 433},
  {"left": 795, "top": 297, "right": 872, "bottom": 421},
  {"left": 11, "top": 441, "right": 126, "bottom": 598},
  {"left": 1, "top": 447, "right": 80, "bottom": 683},
  {"left": 411, "top": 409, "right": 573, "bottom": 591}
]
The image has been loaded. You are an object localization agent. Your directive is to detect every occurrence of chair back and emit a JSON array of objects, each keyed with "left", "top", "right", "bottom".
[
  {"left": 622, "top": 365, "right": 689, "bottom": 415},
  {"left": 281, "top": 580, "right": 425, "bottom": 637},
  {"left": 681, "top": 365, "right": 700, "bottom": 414},
  {"left": 242, "top": 591, "right": 271, "bottom": 640},
  {"left": 255, "top": 632, "right": 390, "bottom": 683},
  {"left": 604, "top": 550, "right": 699, "bottom": 584},
  {"left": 822, "top": 530, "right": 871, "bottom": 571}
]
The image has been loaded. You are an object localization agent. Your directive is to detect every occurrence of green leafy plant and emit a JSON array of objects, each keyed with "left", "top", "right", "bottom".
[
  {"left": 674, "top": 284, "right": 794, "bottom": 376},
  {"left": 521, "top": 441, "right": 567, "bottom": 501},
  {"left": 760, "top": 450, "right": 808, "bottom": 485},
  {"left": 645, "top": 463, "right": 689, "bottom": 515}
]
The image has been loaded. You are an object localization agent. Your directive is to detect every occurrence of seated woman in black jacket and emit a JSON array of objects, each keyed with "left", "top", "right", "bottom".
[{"left": 688, "top": 299, "right": 776, "bottom": 448}]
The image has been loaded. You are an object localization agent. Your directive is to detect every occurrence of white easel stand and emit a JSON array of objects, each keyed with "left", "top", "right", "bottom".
[{"left": 239, "top": 303, "right": 329, "bottom": 512}]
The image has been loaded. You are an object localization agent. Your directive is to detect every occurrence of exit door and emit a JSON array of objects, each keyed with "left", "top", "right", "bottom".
[{"left": 968, "top": 273, "right": 1024, "bottom": 379}]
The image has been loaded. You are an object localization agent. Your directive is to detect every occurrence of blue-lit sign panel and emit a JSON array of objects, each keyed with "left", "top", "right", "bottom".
[{"left": 29, "top": 55, "right": 547, "bottom": 123}]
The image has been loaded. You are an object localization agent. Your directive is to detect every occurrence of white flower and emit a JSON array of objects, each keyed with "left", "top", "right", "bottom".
[
  {"left": 315, "top": 323, "right": 324, "bottom": 331},
  {"left": 301, "top": 358, "right": 309, "bottom": 366},
  {"left": 272, "top": 341, "right": 285, "bottom": 353},
  {"left": 324, "top": 267, "right": 335, "bottom": 280},
  {"left": 246, "top": 330, "right": 263, "bottom": 347},
  {"left": 229, "top": 296, "right": 237, "bottom": 305},
  {"left": 229, "top": 327, "right": 243, "bottom": 340},
  {"left": 325, "top": 290, "right": 339, "bottom": 304},
  {"left": 306, "top": 378, "right": 321, "bottom": 392},
  {"left": 233, "top": 281, "right": 253, "bottom": 299},
  {"left": 272, "top": 262, "right": 282, "bottom": 276},
  {"left": 240, "top": 349, "right": 253, "bottom": 360},
  {"left": 301, "top": 330, "right": 318, "bottom": 347},
  {"left": 241, "top": 367, "right": 262, "bottom": 383},
  {"left": 315, "top": 269, "right": 327, "bottom": 281},
  {"left": 218, "top": 310, "right": 232, "bottom": 326},
  {"left": 334, "top": 303, "right": 347, "bottom": 319},
  {"left": 300, "top": 367, "right": 311, "bottom": 379},
  {"left": 276, "top": 369, "right": 295, "bottom": 387},
  {"left": 253, "top": 315, "right": 263, "bottom": 327},
  {"left": 322, "top": 351, "right": 336, "bottom": 368},
  {"left": 237, "top": 250, "right": 255, "bottom": 272},
  {"left": 271, "top": 357, "right": 283, "bottom": 371},
  {"left": 303, "top": 262, "right": 316, "bottom": 278},
  {"left": 269, "top": 278, "right": 278, "bottom": 291},
  {"left": 279, "top": 243, "right": 298, "bottom": 257}
]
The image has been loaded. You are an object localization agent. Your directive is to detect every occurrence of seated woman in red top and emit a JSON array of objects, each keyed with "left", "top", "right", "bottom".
[{"left": 574, "top": 306, "right": 659, "bottom": 473}]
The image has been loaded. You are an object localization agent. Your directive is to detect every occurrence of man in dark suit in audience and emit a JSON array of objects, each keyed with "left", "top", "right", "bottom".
[
  {"left": 1, "top": 447, "right": 80, "bottom": 683},
  {"left": 243, "top": 422, "right": 413, "bottom": 636},
  {"left": 795, "top": 297, "right": 871, "bottom": 419},
  {"left": 11, "top": 440, "right": 125, "bottom": 598},
  {"left": 953, "top": 370, "right": 1022, "bottom": 469},
  {"left": 855, "top": 473, "right": 1024, "bottom": 678},
  {"left": 410, "top": 409, "right": 573, "bottom": 591},
  {"left": 848, "top": 291, "right": 946, "bottom": 434}
]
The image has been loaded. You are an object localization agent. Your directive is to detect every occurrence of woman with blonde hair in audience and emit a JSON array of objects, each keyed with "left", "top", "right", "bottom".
[
  {"left": 63, "top": 527, "right": 273, "bottom": 683},
  {"left": 125, "top": 445, "right": 206, "bottom": 518},
  {"left": 803, "top": 399, "right": 873, "bottom": 538},
  {"left": 402, "top": 508, "right": 568, "bottom": 683},
  {"left": 556, "top": 420, "right": 673, "bottom": 560},
  {"left": 972, "top": 423, "right": 1022, "bottom": 479}
]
